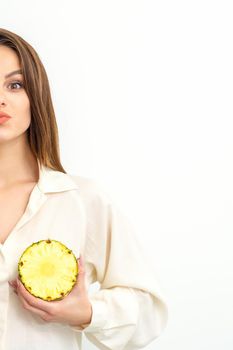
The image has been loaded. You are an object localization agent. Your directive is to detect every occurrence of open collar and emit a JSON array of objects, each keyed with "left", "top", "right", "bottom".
[{"left": 36, "top": 159, "right": 79, "bottom": 194}]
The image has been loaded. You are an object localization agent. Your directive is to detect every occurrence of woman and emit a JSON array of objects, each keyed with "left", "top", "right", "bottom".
[{"left": 0, "top": 28, "right": 168, "bottom": 350}]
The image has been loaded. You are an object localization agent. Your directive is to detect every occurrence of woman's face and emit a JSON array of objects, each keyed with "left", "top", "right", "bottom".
[{"left": 0, "top": 45, "right": 31, "bottom": 144}]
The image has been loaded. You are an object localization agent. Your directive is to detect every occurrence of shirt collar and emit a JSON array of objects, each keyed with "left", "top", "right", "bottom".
[{"left": 36, "top": 159, "right": 79, "bottom": 193}]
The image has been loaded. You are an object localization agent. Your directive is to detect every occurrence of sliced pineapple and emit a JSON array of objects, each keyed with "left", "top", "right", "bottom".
[{"left": 18, "top": 239, "right": 79, "bottom": 301}]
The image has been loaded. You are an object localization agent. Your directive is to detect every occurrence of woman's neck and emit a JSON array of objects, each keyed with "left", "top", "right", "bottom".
[{"left": 0, "top": 135, "right": 39, "bottom": 189}]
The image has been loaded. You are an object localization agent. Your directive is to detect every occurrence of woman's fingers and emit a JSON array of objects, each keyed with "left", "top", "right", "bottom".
[
  {"left": 16, "top": 290, "right": 52, "bottom": 321},
  {"left": 11, "top": 280, "right": 54, "bottom": 322},
  {"left": 8, "top": 280, "right": 17, "bottom": 288},
  {"left": 16, "top": 278, "right": 57, "bottom": 314}
]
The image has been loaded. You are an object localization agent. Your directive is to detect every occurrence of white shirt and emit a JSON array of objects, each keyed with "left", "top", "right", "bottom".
[{"left": 0, "top": 160, "right": 168, "bottom": 350}]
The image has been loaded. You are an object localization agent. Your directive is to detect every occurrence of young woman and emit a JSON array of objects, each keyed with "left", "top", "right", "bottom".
[{"left": 0, "top": 28, "right": 168, "bottom": 350}]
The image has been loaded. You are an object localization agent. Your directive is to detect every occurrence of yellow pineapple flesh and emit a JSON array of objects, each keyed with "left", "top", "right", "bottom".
[{"left": 18, "top": 239, "right": 79, "bottom": 301}]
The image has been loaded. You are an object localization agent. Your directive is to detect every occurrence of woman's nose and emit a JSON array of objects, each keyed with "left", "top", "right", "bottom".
[{"left": 0, "top": 96, "right": 6, "bottom": 106}]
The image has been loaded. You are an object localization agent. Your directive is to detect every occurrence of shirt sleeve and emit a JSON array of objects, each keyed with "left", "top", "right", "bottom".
[{"left": 69, "top": 180, "right": 168, "bottom": 350}]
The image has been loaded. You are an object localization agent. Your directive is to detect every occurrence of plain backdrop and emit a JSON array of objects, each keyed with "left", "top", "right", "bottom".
[{"left": 1, "top": 1, "right": 233, "bottom": 349}]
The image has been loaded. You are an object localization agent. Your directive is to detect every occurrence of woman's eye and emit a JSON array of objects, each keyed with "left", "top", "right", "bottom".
[{"left": 8, "top": 81, "right": 24, "bottom": 90}]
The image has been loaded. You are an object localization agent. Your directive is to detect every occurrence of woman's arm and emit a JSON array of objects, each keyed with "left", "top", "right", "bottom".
[{"left": 70, "top": 179, "right": 168, "bottom": 349}]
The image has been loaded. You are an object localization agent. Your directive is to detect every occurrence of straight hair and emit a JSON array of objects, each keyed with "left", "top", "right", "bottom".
[{"left": 0, "top": 28, "right": 66, "bottom": 173}]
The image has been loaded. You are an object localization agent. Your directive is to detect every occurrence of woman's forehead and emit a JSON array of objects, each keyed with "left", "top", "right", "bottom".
[{"left": 0, "top": 45, "right": 21, "bottom": 77}]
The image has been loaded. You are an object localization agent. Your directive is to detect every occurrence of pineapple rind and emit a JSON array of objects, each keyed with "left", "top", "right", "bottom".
[{"left": 18, "top": 239, "right": 79, "bottom": 301}]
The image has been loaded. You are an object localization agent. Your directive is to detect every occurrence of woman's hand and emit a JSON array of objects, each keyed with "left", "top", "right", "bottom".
[{"left": 8, "top": 255, "right": 93, "bottom": 328}]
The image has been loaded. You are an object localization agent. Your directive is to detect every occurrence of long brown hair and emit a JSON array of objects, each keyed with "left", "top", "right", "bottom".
[{"left": 0, "top": 28, "right": 66, "bottom": 173}]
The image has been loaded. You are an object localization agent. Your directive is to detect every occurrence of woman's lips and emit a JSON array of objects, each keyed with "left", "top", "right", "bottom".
[
  {"left": 0, "top": 112, "right": 11, "bottom": 125},
  {"left": 0, "top": 116, "right": 11, "bottom": 125}
]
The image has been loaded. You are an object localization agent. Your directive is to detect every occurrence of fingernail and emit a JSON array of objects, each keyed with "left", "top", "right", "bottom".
[
  {"left": 8, "top": 281, "right": 16, "bottom": 287},
  {"left": 79, "top": 255, "right": 84, "bottom": 266}
]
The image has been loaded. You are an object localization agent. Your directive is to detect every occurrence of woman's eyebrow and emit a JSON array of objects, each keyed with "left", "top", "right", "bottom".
[{"left": 5, "top": 69, "right": 23, "bottom": 78}]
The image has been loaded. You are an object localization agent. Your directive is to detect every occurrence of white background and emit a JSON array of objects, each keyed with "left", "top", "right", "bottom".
[{"left": 1, "top": 1, "right": 233, "bottom": 349}]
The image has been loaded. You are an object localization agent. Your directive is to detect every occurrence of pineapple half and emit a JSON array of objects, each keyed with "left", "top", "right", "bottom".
[{"left": 18, "top": 239, "right": 79, "bottom": 301}]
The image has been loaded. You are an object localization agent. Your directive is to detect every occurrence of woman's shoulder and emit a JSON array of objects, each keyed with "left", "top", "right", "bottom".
[
  {"left": 68, "top": 174, "right": 98, "bottom": 191},
  {"left": 68, "top": 174, "right": 112, "bottom": 205}
]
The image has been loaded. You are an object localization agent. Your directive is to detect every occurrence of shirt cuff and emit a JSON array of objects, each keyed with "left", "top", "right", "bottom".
[{"left": 70, "top": 297, "right": 108, "bottom": 333}]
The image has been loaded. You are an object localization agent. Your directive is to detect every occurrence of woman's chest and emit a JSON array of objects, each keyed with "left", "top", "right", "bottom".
[
  {"left": 2, "top": 190, "right": 94, "bottom": 288},
  {"left": 0, "top": 182, "right": 37, "bottom": 244}
]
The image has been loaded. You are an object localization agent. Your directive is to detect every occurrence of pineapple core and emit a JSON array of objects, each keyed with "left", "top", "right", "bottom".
[{"left": 40, "top": 261, "right": 56, "bottom": 277}]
